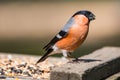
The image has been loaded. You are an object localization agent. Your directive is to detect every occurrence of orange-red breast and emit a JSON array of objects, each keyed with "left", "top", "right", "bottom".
[{"left": 36, "top": 10, "right": 95, "bottom": 64}]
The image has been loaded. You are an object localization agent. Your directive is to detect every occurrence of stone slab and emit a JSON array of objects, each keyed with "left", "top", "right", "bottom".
[{"left": 50, "top": 47, "right": 120, "bottom": 80}]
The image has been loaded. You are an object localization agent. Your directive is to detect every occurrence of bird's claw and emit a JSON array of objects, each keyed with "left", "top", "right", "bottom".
[{"left": 68, "top": 58, "right": 80, "bottom": 63}]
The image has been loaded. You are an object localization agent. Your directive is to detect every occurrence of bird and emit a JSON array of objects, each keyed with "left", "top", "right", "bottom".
[{"left": 36, "top": 10, "right": 95, "bottom": 64}]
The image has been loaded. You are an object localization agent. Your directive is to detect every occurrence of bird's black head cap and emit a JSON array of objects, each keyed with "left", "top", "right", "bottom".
[{"left": 72, "top": 10, "right": 95, "bottom": 21}]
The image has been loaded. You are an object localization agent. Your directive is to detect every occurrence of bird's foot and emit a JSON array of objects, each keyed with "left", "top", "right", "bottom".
[
  {"left": 72, "top": 58, "right": 79, "bottom": 62},
  {"left": 68, "top": 58, "right": 80, "bottom": 63}
]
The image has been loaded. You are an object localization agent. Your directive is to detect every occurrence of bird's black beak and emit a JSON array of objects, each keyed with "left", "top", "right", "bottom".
[{"left": 89, "top": 14, "right": 95, "bottom": 21}]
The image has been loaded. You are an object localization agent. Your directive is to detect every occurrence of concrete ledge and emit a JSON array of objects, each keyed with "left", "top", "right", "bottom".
[
  {"left": 106, "top": 72, "right": 120, "bottom": 80},
  {"left": 50, "top": 47, "right": 120, "bottom": 80}
]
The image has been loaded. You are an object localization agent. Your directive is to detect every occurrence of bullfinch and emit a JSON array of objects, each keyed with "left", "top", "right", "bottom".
[{"left": 36, "top": 10, "right": 95, "bottom": 64}]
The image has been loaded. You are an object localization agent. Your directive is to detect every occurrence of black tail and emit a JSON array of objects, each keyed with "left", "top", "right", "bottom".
[{"left": 36, "top": 49, "right": 53, "bottom": 64}]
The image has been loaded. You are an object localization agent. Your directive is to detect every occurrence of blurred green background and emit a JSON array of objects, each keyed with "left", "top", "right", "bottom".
[{"left": 0, "top": 0, "right": 120, "bottom": 57}]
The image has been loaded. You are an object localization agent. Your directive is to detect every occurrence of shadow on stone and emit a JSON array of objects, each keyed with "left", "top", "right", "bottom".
[{"left": 72, "top": 58, "right": 102, "bottom": 63}]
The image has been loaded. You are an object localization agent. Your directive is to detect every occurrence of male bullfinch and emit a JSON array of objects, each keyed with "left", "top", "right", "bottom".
[{"left": 36, "top": 10, "right": 95, "bottom": 64}]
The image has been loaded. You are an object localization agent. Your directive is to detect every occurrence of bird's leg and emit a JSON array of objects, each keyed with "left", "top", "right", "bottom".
[
  {"left": 62, "top": 50, "right": 79, "bottom": 62},
  {"left": 62, "top": 50, "right": 72, "bottom": 61},
  {"left": 67, "top": 52, "right": 74, "bottom": 58},
  {"left": 67, "top": 52, "right": 79, "bottom": 62}
]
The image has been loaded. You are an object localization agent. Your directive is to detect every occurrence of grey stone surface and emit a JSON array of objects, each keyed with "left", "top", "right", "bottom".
[
  {"left": 50, "top": 47, "right": 120, "bottom": 80},
  {"left": 106, "top": 72, "right": 120, "bottom": 80}
]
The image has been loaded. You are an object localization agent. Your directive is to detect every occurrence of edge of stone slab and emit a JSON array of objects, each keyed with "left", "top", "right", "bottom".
[{"left": 50, "top": 46, "right": 120, "bottom": 80}]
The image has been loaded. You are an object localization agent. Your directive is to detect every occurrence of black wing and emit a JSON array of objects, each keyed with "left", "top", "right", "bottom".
[
  {"left": 36, "top": 31, "right": 67, "bottom": 64},
  {"left": 36, "top": 48, "right": 53, "bottom": 64},
  {"left": 43, "top": 30, "right": 67, "bottom": 51}
]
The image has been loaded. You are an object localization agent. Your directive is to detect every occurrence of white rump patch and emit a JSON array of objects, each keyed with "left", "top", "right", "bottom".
[{"left": 56, "top": 34, "right": 62, "bottom": 39}]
